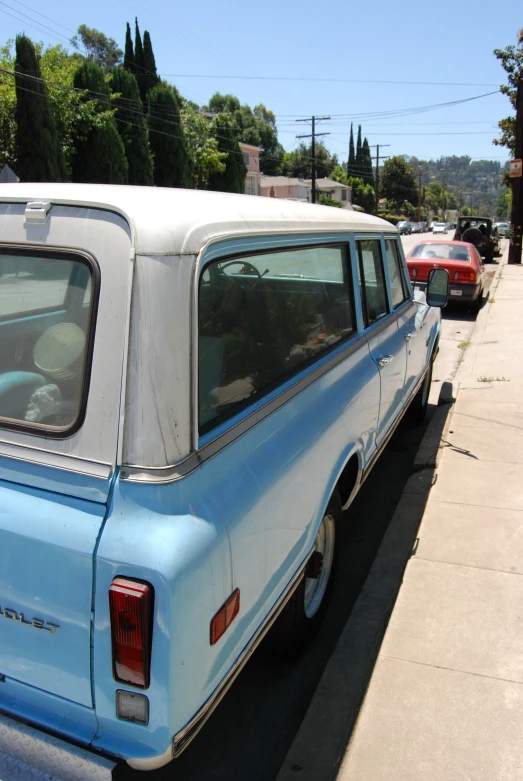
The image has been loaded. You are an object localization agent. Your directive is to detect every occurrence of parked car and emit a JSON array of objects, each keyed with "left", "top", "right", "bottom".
[
  {"left": 432, "top": 222, "right": 447, "bottom": 235},
  {"left": 0, "top": 184, "right": 448, "bottom": 776},
  {"left": 453, "top": 216, "right": 499, "bottom": 262},
  {"left": 406, "top": 239, "right": 488, "bottom": 314},
  {"left": 397, "top": 220, "right": 412, "bottom": 235},
  {"left": 494, "top": 222, "right": 510, "bottom": 237}
]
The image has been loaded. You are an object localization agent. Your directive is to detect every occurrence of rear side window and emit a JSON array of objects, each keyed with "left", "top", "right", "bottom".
[
  {"left": 357, "top": 240, "right": 388, "bottom": 325},
  {"left": 0, "top": 249, "right": 96, "bottom": 434},
  {"left": 198, "top": 245, "right": 355, "bottom": 432},
  {"left": 385, "top": 239, "right": 409, "bottom": 308}
]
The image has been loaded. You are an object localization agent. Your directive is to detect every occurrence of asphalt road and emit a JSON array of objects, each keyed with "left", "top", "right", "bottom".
[{"left": 117, "top": 235, "right": 485, "bottom": 781}]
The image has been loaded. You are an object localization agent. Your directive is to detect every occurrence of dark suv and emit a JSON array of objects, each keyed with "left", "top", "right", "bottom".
[{"left": 453, "top": 217, "right": 500, "bottom": 262}]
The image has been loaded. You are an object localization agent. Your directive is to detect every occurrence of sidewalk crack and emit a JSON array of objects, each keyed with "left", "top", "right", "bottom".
[{"left": 381, "top": 655, "right": 523, "bottom": 686}]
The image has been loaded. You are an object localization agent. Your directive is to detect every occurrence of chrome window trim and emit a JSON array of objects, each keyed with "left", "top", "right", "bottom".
[
  {"left": 0, "top": 442, "right": 111, "bottom": 480},
  {"left": 196, "top": 240, "right": 356, "bottom": 438},
  {"left": 121, "top": 330, "right": 367, "bottom": 484}
]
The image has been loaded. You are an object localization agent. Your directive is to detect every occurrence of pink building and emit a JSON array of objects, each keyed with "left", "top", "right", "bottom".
[
  {"left": 259, "top": 175, "right": 312, "bottom": 202},
  {"left": 239, "top": 142, "right": 262, "bottom": 195}
]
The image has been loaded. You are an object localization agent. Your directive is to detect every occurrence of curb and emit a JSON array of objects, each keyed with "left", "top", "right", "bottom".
[{"left": 275, "top": 385, "right": 457, "bottom": 781}]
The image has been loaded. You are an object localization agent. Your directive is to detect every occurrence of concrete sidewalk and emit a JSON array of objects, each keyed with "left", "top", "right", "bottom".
[{"left": 337, "top": 255, "right": 523, "bottom": 780}]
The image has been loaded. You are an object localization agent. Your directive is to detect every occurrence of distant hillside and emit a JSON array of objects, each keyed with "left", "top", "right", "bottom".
[{"left": 406, "top": 155, "right": 507, "bottom": 217}]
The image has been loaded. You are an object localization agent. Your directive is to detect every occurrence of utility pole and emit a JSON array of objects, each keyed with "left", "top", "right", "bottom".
[
  {"left": 417, "top": 165, "right": 426, "bottom": 222},
  {"left": 441, "top": 173, "right": 447, "bottom": 221},
  {"left": 296, "top": 116, "right": 330, "bottom": 204},
  {"left": 509, "top": 80, "right": 523, "bottom": 265},
  {"left": 370, "top": 144, "right": 390, "bottom": 214}
]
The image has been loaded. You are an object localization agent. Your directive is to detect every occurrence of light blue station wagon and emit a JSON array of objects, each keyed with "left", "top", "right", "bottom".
[{"left": 0, "top": 185, "right": 446, "bottom": 778}]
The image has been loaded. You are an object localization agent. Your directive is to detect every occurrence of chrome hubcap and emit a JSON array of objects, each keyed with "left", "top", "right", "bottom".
[{"left": 304, "top": 514, "right": 336, "bottom": 619}]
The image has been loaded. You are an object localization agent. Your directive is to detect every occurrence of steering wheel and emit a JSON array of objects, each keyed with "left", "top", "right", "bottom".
[{"left": 219, "top": 260, "right": 263, "bottom": 281}]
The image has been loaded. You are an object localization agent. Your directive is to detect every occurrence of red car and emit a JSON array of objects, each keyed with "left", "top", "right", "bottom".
[{"left": 405, "top": 239, "right": 487, "bottom": 313}]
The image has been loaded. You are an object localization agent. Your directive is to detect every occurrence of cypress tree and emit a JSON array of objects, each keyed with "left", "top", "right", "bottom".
[
  {"left": 111, "top": 67, "right": 153, "bottom": 185},
  {"left": 348, "top": 123, "right": 355, "bottom": 174},
  {"left": 142, "top": 31, "right": 159, "bottom": 100},
  {"left": 14, "top": 35, "right": 66, "bottom": 182},
  {"left": 355, "top": 125, "right": 363, "bottom": 171},
  {"left": 362, "top": 137, "right": 375, "bottom": 188},
  {"left": 124, "top": 22, "right": 134, "bottom": 72},
  {"left": 147, "top": 84, "right": 192, "bottom": 188},
  {"left": 208, "top": 116, "right": 246, "bottom": 193},
  {"left": 134, "top": 18, "right": 145, "bottom": 96},
  {"left": 71, "top": 61, "right": 128, "bottom": 184}
]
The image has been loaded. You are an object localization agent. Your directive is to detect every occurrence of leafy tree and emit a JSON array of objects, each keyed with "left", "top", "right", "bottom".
[
  {"left": 496, "top": 188, "right": 512, "bottom": 220},
  {"left": 14, "top": 35, "right": 66, "bottom": 182},
  {"left": 380, "top": 156, "right": 417, "bottom": 210},
  {"left": 0, "top": 41, "right": 19, "bottom": 169},
  {"left": 180, "top": 101, "right": 226, "bottom": 188},
  {"left": 70, "top": 25, "right": 122, "bottom": 71},
  {"left": 71, "top": 61, "right": 128, "bottom": 184},
  {"left": 111, "top": 66, "right": 153, "bottom": 185},
  {"left": 348, "top": 176, "right": 375, "bottom": 213},
  {"left": 319, "top": 195, "right": 343, "bottom": 208},
  {"left": 493, "top": 28, "right": 523, "bottom": 155},
  {"left": 124, "top": 23, "right": 134, "bottom": 72},
  {"left": 280, "top": 141, "right": 338, "bottom": 179},
  {"left": 142, "top": 31, "right": 159, "bottom": 99},
  {"left": 348, "top": 124, "right": 355, "bottom": 169},
  {"left": 330, "top": 164, "right": 349, "bottom": 185},
  {"left": 205, "top": 92, "right": 282, "bottom": 174},
  {"left": 208, "top": 113, "right": 246, "bottom": 193},
  {"left": 148, "top": 84, "right": 192, "bottom": 188}
]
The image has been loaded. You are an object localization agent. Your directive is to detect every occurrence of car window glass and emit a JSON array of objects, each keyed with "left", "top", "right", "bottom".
[
  {"left": 357, "top": 240, "right": 388, "bottom": 325},
  {"left": 385, "top": 240, "right": 408, "bottom": 308},
  {"left": 199, "top": 245, "right": 355, "bottom": 432},
  {"left": 0, "top": 251, "right": 94, "bottom": 432},
  {"left": 410, "top": 243, "right": 470, "bottom": 261}
]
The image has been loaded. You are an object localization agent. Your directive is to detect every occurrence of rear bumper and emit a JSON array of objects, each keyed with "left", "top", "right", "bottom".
[
  {"left": 0, "top": 712, "right": 115, "bottom": 781},
  {"left": 413, "top": 281, "right": 480, "bottom": 302}
]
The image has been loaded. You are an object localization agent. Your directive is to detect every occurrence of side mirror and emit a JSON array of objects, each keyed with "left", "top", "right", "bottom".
[{"left": 426, "top": 267, "right": 449, "bottom": 308}]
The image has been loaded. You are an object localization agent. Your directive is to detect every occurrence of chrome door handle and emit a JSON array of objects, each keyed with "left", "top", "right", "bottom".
[
  {"left": 405, "top": 331, "right": 416, "bottom": 341},
  {"left": 378, "top": 355, "right": 394, "bottom": 367}
]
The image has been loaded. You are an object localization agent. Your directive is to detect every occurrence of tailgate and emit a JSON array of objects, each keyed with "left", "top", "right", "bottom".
[
  {"left": 0, "top": 197, "right": 132, "bottom": 707},
  {"left": 0, "top": 481, "right": 106, "bottom": 707}
]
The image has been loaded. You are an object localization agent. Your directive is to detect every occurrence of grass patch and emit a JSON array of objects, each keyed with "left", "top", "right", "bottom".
[
  {"left": 458, "top": 341, "right": 471, "bottom": 350},
  {"left": 477, "top": 376, "right": 510, "bottom": 383}
]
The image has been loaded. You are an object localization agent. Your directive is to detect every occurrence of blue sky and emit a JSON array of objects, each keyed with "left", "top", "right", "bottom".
[{"left": 3, "top": 0, "right": 521, "bottom": 164}]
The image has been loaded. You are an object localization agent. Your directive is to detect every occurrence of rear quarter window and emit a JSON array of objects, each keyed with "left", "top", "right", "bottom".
[
  {"left": 198, "top": 244, "right": 355, "bottom": 432},
  {"left": 0, "top": 248, "right": 97, "bottom": 435}
]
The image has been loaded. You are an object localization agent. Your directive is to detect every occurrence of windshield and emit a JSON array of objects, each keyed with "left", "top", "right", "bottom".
[{"left": 410, "top": 244, "right": 470, "bottom": 261}]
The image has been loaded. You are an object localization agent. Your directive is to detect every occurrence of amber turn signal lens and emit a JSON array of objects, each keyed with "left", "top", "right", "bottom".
[{"left": 210, "top": 589, "right": 240, "bottom": 645}]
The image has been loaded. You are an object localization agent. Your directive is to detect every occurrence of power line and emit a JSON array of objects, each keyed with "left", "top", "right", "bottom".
[
  {"left": 0, "top": 6, "right": 69, "bottom": 44},
  {"left": 162, "top": 73, "right": 500, "bottom": 88}
]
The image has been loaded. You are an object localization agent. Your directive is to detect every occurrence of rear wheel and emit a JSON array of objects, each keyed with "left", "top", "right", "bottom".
[
  {"left": 470, "top": 287, "right": 483, "bottom": 315},
  {"left": 267, "top": 490, "right": 342, "bottom": 658},
  {"left": 407, "top": 357, "right": 433, "bottom": 426}
]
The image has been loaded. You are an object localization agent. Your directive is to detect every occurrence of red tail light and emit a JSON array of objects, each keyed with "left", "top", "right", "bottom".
[
  {"left": 109, "top": 578, "right": 153, "bottom": 689},
  {"left": 453, "top": 269, "right": 477, "bottom": 284}
]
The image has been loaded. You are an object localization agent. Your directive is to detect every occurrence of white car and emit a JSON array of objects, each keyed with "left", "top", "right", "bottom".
[{"left": 432, "top": 223, "right": 447, "bottom": 235}]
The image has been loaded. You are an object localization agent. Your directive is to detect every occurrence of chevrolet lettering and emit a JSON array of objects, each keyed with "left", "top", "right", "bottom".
[
  {"left": 0, "top": 608, "right": 60, "bottom": 633},
  {"left": 0, "top": 184, "right": 448, "bottom": 776}
]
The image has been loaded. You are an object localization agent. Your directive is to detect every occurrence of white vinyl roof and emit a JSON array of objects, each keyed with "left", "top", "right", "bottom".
[{"left": 0, "top": 183, "right": 396, "bottom": 255}]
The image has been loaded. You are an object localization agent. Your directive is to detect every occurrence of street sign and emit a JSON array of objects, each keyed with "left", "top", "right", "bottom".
[{"left": 509, "top": 159, "right": 522, "bottom": 178}]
